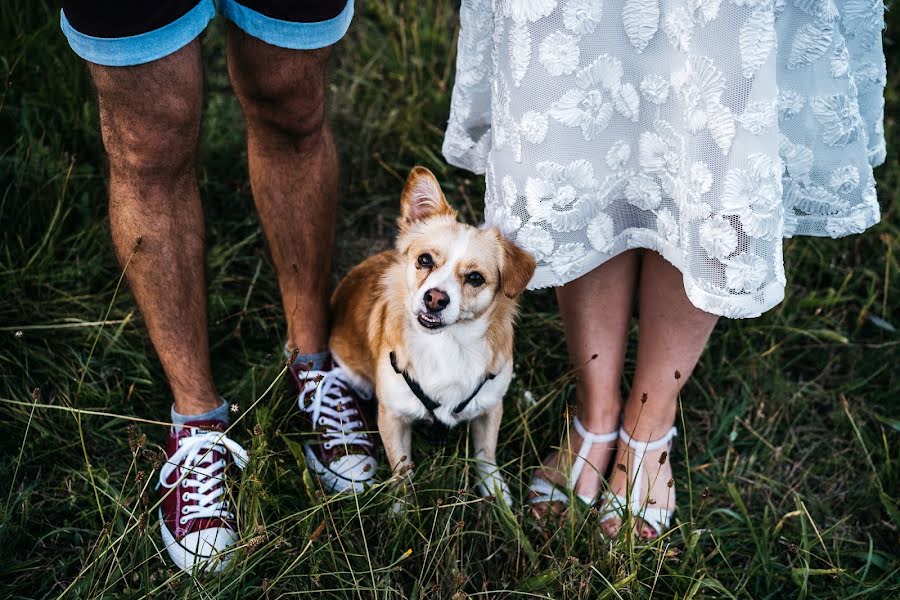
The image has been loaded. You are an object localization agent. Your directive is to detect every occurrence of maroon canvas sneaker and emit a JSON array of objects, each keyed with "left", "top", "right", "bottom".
[
  {"left": 286, "top": 352, "right": 378, "bottom": 493},
  {"left": 158, "top": 419, "right": 248, "bottom": 573}
]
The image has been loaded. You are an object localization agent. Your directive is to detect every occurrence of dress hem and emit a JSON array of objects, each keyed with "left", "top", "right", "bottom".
[{"left": 526, "top": 229, "right": 784, "bottom": 319}]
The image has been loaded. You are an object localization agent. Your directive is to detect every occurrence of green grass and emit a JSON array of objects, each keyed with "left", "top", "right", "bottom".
[{"left": 1, "top": 1, "right": 898, "bottom": 598}]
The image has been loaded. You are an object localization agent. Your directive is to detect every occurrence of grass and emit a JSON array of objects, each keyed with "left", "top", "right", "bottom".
[{"left": 1, "top": 1, "right": 898, "bottom": 597}]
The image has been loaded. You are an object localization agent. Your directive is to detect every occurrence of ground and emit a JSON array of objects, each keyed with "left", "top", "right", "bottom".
[{"left": 1, "top": 1, "right": 898, "bottom": 598}]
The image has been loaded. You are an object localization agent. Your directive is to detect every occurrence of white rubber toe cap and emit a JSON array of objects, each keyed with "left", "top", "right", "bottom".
[
  {"left": 329, "top": 454, "right": 378, "bottom": 489},
  {"left": 160, "top": 517, "right": 238, "bottom": 573},
  {"left": 304, "top": 446, "right": 377, "bottom": 494}
]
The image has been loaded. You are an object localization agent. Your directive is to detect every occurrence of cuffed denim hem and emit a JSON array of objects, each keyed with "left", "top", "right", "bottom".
[
  {"left": 218, "top": 0, "right": 354, "bottom": 50},
  {"left": 60, "top": 0, "right": 215, "bottom": 67}
]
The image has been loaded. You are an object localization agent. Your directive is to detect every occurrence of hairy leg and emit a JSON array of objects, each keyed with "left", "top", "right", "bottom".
[
  {"left": 91, "top": 41, "right": 220, "bottom": 415},
  {"left": 226, "top": 25, "right": 338, "bottom": 355},
  {"left": 531, "top": 250, "right": 639, "bottom": 512},
  {"left": 603, "top": 250, "right": 719, "bottom": 538}
]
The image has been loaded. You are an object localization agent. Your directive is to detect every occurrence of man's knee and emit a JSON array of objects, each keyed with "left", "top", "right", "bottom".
[
  {"left": 99, "top": 95, "right": 201, "bottom": 177},
  {"left": 90, "top": 47, "right": 202, "bottom": 178},
  {"left": 228, "top": 41, "right": 330, "bottom": 145}
]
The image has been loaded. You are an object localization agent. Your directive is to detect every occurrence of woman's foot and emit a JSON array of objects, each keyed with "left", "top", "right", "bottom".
[
  {"left": 601, "top": 425, "right": 677, "bottom": 539},
  {"left": 528, "top": 416, "right": 618, "bottom": 517}
]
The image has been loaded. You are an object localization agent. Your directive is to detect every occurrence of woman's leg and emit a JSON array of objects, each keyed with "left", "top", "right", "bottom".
[
  {"left": 531, "top": 249, "right": 639, "bottom": 513},
  {"left": 602, "top": 251, "right": 719, "bottom": 538}
]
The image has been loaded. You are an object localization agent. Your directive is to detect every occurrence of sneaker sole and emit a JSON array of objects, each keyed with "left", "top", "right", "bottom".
[
  {"left": 158, "top": 510, "right": 232, "bottom": 573},
  {"left": 303, "top": 444, "right": 374, "bottom": 494}
]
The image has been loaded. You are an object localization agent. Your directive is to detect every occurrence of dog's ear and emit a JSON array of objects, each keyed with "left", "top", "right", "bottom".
[
  {"left": 500, "top": 237, "right": 537, "bottom": 299},
  {"left": 399, "top": 166, "right": 455, "bottom": 230}
]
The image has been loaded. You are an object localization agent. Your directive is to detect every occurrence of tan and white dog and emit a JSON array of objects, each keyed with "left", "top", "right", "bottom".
[{"left": 329, "top": 166, "right": 536, "bottom": 505}]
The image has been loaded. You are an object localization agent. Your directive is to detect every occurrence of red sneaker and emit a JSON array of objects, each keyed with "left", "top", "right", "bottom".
[
  {"left": 158, "top": 419, "right": 248, "bottom": 573},
  {"left": 287, "top": 356, "right": 378, "bottom": 493}
]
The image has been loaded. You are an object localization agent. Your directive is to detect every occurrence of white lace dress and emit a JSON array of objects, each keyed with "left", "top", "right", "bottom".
[{"left": 443, "top": 0, "right": 886, "bottom": 318}]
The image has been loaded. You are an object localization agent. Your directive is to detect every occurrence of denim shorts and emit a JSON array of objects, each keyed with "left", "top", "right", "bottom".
[{"left": 60, "top": 0, "right": 354, "bottom": 67}]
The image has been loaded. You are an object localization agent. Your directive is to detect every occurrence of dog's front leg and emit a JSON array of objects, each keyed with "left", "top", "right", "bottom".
[
  {"left": 378, "top": 402, "right": 415, "bottom": 513},
  {"left": 377, "top": 400, "right": 414, "bottom": 481},
  {"left": 470, "top": 402, "right": 512, "bottom": 506}
]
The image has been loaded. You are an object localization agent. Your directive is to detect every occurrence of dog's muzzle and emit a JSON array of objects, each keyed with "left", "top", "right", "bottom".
[{"left": 417, "top": 312, "right": 445, "bottom": 329}]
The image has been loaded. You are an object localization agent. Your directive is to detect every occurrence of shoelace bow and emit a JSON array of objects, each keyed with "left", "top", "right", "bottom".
[
  {"left": 301, "top": 368, "right": 372, "bottom": 450},
  {"left": 159, "top": 431, "right": 249, "bottom": 525}
]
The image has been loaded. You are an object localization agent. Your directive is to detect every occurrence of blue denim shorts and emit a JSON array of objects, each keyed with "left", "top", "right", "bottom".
[{"left": 61, "top": 0, "right": 354, "bottom": 67}]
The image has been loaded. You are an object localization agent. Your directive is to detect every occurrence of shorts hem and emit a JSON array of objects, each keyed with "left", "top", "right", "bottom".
[
  {"left": 218, "top": 0, "right": 354, "bottom": 50},
  {"left": 60, "top": 0, "right": 215, "bottom": 67}
]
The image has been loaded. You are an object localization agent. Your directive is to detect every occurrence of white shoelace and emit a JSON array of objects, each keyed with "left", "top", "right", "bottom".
[
  {"left": 300, "top": 368, "right": 373, "bottom": 451},
  {"left": 159, "top": 431, "right": 249, "bottom": 526}
]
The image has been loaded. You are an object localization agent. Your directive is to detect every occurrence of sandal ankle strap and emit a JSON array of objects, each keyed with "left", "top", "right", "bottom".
[
  {"left": 529, "top": 417, "right": 618, "bottom": 507},
  {"left": 618, "top": 425, "right": 677, "bottom": 451},
  {"left": 610, "top": 424, "right": 678, "bottom": 536},
  {"left": 570, "top": 416, "right": 618, "bottom": 499},
  {"left": 572, "top": 416, "right": 619, "bottom": 444}
]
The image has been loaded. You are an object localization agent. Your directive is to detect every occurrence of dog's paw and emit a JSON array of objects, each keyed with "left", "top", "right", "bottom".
[
  {"left": 388, "top": 475, "right": 415, "bottom": 515},
  {"left": 475, "top": 462, "right": 513, "bottom": 507},
  {"left": 389, "top": 492, "right": 415, "bottom": 515}
]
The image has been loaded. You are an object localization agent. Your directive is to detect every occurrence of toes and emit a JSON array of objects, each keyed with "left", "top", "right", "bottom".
[
  {"left": 528, "top": 496, "right": 567, "bottom": 519},
  {"left": 548, "top": 502, "right": 566, "bottom": 517},
  {"left": 601, "top": 518, "right": 621, "bottom": 539},
  {"left": 637, "top": 520, "right": 658, "bottom": 540},
  {"left": 529, "top": 499, "right": 550, "bottom": 520},
  {"left": 601, "top": 516, "right": 661, "bottom": 540},
  {"left": 548, "top": 501, "right": 568, "bottom": 517}
]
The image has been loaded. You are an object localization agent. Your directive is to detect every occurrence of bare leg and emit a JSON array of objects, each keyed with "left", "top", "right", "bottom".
[
  {"left": 603, "top": 251, "right": 718, "bottom": 538},
  {"left": 91, "top": 41, "right": 219, "bottom": 416},
  {"left": 531, "top": 250, "right": 639, "bottom": 513},
  {"left": 226, "top": 25, "right": 338, "bottom": 355}
]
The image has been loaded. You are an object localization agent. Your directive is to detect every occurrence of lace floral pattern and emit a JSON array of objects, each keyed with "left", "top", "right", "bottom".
[
  {"left": 444, "top": 0, "right": 885, "bottom": 318},
  {"left": 548, "top": 54, "right": 640, "bottom": 138}
]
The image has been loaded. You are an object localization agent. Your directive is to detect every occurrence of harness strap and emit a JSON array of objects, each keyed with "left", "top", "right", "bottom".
[
  {"left": 390, "top": 351, "right": 441, "bottom": 412},
  {"left": 389, "top": 351, "right": 496, "bottom": 417},
  {"left": 452, "top": 372, "right": 496, "bottom": 414}
]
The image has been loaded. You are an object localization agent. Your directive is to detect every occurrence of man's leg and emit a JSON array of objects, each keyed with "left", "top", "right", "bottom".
[
  {"left": 225, "top": 23, "right": 377, "bottom": 493},
  {"left": 91, "top": 39, "right": 249, "bottom": 572},
  {"left": 91, "top": 40, "right": 221, "bottom": 416},
  {"left": 226, "top": 24, "right": 336, "bottom": 355}
]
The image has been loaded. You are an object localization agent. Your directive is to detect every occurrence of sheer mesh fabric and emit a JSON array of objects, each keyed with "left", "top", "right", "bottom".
[{"left": 443, "top": 0, "right": 885, "bottom": 318}]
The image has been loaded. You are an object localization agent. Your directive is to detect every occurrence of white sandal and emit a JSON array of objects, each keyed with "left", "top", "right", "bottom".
[
  {"left": 528, "top": 416, "right": 618, "bottom": 507},
  {"left": 599, "top": 425, "right": 678, "bottom": 537}
]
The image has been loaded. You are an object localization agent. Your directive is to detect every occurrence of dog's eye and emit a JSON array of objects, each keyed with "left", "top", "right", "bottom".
[
  {"left": 417, "top": 253, "right": 433, "bottom": 268},
  {"left": 466, "top": 272, "right": 485, "bottom": 287}
]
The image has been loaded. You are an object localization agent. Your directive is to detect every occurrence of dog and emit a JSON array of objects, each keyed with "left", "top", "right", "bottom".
[{"left": 329, "top": 166, "right": 536, "bottom": 505}]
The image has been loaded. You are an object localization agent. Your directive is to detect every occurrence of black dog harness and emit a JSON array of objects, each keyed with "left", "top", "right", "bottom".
[{"left": 389, "top": 351, "right": 497, "bottom": 423}]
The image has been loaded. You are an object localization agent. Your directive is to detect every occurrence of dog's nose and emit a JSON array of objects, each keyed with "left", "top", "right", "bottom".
[{"left": 424, "top": 288, "right": 450, "bottom": 312}]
